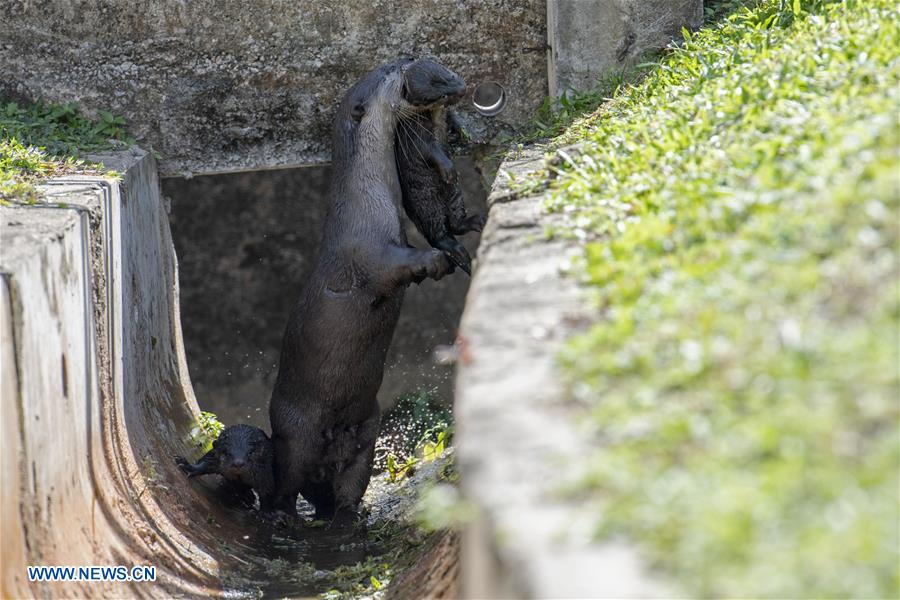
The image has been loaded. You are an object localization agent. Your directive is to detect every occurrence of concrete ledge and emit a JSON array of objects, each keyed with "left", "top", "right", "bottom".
[
  {"left": 455, "top": 149, "right": 673, "bottom": 598},
  {"left": 1, "top": 206, "right": 101, "bottom": 597},
  {"left": 1, "top": 150, "right": 221, "bottom": 597}
]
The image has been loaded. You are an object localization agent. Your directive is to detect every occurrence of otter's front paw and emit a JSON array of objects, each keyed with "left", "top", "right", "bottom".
[
  {"left": 437, "top": 162, "right": 456, "bottom": 184},
  {"left": 422, "top": 249, "right": 454, "bottom": 282},
  {"left": 174, "top": 455, "right": 193, "bottom": 475},
  {"left": 436, "top": 238, "right": 472, "bottom": 275},
  {"left": 464, "top": 213, "right": 486, "bottom": 233}
]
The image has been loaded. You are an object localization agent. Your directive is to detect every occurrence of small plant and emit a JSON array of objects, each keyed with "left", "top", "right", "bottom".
[
  {"left": 385, "top": 452, "right": 418, "bottom": 483},
  {"left": 419, "top": 425, "right": 451, "bottom": 463},
  {"left": 141, "top": 454, "right": 159, "bottom": 481},
  {"left": 376, "top": 387, "right": 453, "bottom": 471},
  {"left": 188, "top": 411, "right": 225, "bottom": 453},
  {"left": 384, "top": 425, "right": 453, "bottom": 483},
  {"left": 0, "top": 99, "right": 131, "bottom": 203}
]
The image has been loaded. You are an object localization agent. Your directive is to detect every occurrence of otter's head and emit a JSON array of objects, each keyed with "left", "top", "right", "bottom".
[
  {"left": 401, "top": 58, "right": 466, "bottom": 109},
  {"left": 213, "top": 424, "right": 271, "bottom": 482},
  {"left": 332, "top": 59, "right": 465, "bottom": 166}
]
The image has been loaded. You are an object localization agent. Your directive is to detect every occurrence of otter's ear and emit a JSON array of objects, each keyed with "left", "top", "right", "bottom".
[{"left": 351, "top": 102, "right": 366, "bottom": 122}]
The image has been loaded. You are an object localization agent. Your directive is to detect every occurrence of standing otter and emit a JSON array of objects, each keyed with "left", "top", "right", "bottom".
[
  {"left": 269, "top": 59, "right": 457, "bottom": 523},
  {"left": 175, "top": 424, "right": 275, "bottom": 509},
  {"left": 396, "top": 61, "right": 485, "bottom": 274}
]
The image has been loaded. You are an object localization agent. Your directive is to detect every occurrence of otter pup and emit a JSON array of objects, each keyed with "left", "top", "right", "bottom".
[
  {"left": 269, "top": 58, "right": 457, "bottom": 524},
  {"left": 396, "top": 62, "right": 485, "bottom": 274},
  {"left": 175, "top": 424, "right": 275, "bottom": 510}
]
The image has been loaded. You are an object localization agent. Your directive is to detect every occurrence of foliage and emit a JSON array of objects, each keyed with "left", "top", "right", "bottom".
[
  {"left": 380, "top": 388, "right": 452, "bottom": 450},
  {"left": 1, "top": 100, "right": 132, "bottom": 155},
  {"left": 498, "top": 58, "right": 661, "bottom": 161},
  {"left": 188, "top": 411, "right": 225, "bottom": 453},
  {"left": 377, "top": 388, "right": 453, "bottom": 481},
  {"left": 539, "top": 0, "right": 899, "bottom": 596},
  {"left": 0, "top": 100, "right": 131, "bottom": 202},
  {"left": 385, "top": 426, "right": 453, "bottom": 483},
  {"left": 320, "top": 556, "right": 392, "bottom": 600},
  {"left": 414, "top": 482, "right": 477, "bottom": 533}
]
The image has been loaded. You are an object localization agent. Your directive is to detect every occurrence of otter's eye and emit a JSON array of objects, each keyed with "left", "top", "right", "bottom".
[{"left": 351, "top": 103, "right": 365, "bottom": 122}]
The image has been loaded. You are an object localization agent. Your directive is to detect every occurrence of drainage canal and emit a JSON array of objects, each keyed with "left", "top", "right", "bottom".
[{"left": 160, "top": 157, "right": 488, "bottom": 596}]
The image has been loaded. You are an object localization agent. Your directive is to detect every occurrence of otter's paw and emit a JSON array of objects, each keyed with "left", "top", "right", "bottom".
[
  {"left": 434, "top": 238, "right": 472, "bottom": 276},
  {"left": 423, "top": 249, "right": 454, "bottom": 281},
  {"left": 436, "top": 161, "right": 456, "bottom": 184},
  {"left": 464, "top": 213, "right": 486, "bottom": 233},
  {"left": 174, "top": 455, "right": 193, "bottom": 475},
  {"left": 447, "top": 244, "right": 472, "bottom": 275}
]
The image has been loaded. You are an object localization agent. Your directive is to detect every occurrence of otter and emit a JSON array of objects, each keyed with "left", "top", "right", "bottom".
[
  {"left": 396, "top": 61, "right": 485, "bottom": 274},
  {"left": 175, "top": 424, "right": 275, "bottom": 509},
  {"left": 269, "top": 58, "right": 458, "bottom": 523}
]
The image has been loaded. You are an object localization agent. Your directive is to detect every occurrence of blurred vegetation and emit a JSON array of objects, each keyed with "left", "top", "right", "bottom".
[
  {"left": 377, "top": 388, "right": 454, "bottom": 482},
  {"left": 0, "top": 100, "right": 131, "bottom": 203},
  {"left": 538, "top": 0, "right": 898, "bottom": 596},
  {"left": 188, "top": 410, "right": 225, "bottom": 453}
]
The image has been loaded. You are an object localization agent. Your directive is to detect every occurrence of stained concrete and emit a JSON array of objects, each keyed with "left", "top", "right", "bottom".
[
  {"left": 0, "top": 153, "right": 221, "bottom": 597},
  {"left": 0, "top": 148, "right": 477, "bottom": 597},
  {"left": 548, "top": 0, "right": 704, "bottom": 96},
  {"left": 455, "top": 148, "right": 675, "bottom": 598},
  {"left": 0, "top": 0, "right": 547, "bottom": 176},
  {"left": 164, "top": 158, "right": 487, "bottom": 430},
  {"left": 1, "top": 207, "right": 101, "bottom": 597}
]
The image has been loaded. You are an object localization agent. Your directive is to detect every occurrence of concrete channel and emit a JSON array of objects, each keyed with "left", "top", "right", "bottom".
[{"left": 1, "top": 2, "right": 704, "bottom": 595}]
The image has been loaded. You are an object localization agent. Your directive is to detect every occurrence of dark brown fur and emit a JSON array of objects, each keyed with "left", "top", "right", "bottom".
[
  {"left": 175, "top": 424, "right": 275, "bottom": 509},
  {"left": 396, "top": 62, "right": 485, "bottom": 274},
  {"left": 268, "top": 59, "right": 457, "bottom": 522}
]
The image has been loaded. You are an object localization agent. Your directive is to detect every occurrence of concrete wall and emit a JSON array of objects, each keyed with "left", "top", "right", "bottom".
[
  {"left": 548, "top": 0, "right": 704, "bottom": 96},
  {"left": 455, "top": 149, "right": 674, "bottom": 598},
  {"left": 0, "top": 0, "right": 547, "bottom": 176},
  {"left": 0, "top": 146, "right": 473, "bottom": 598},
  {"left": 1, "top": 206, "right": 104, "bottom": 597},
  {"left": 0, "top": 151, "right": 226, "bottom": 597},
  {"left": 163, "top": 159, "right": 486, "bottom": 430}
]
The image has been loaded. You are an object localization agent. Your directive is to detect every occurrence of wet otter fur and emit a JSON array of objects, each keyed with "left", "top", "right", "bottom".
[
  {"left": 396, "top": 60, "right": 485, "bottom": 274},
  {"left": 175, "top": 424, "right": 275, "bottom": 509},
  {"left": 269, "top": 59, "right": 456, "bottom": 523}
]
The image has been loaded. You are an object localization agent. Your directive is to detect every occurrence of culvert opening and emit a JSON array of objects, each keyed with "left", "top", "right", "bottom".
[
  {"left": 160, "top": 156, "right": 490, "bottom": 597},
  {"left": 472, "top": 81, "right": 507, "bottom": 116}
]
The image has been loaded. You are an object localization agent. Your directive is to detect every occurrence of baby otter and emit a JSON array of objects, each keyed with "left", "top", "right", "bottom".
[
  {"left": 175, "top": 424, "right": 275, "bottom": 510},
  {"left": 396, "top": 60, "right": 485, "bottom": 274}
]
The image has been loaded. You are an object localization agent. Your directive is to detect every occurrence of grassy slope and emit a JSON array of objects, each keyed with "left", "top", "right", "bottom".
[
  {"left": 543, "top": 0, "right": 898, "bottom": 596},
  {"left": 0, "top": 100, "right": 132, "bottom": 202}
]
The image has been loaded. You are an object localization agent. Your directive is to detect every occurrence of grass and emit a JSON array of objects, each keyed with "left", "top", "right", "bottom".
[
  {"left": 0, "top": 100, "right": 132, "bottom": 203},
  {"left": 536, "top": 0, "right": 899, "bottom": 596}
]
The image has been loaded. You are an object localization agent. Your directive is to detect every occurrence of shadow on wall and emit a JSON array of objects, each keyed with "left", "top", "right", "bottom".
[{"left": 163, "top": 159, "right": 486, "bottom": 430}]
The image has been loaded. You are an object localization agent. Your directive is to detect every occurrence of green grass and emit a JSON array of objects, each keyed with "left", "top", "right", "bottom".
[
  {"left": 0, "top": 100, "right": 132, "bottom": 203},
  {"left": 540, "top": 0, "right": 899, "bottom": 596}
]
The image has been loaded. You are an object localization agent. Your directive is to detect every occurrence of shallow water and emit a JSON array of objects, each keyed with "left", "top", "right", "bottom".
[{"left": 187, "top": 478, "right": 383, "bottom": 599}]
